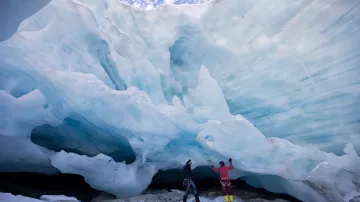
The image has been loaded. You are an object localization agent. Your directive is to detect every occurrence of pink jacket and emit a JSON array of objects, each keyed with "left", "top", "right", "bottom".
[{"left": 212, "top": 162, "right": 233, "bottom": 180}]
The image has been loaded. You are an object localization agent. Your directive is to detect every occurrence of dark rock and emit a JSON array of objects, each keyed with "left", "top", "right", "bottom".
[
  {"left": 0, "top": 172, "right": 100, "bottom": 202},
  {"left": 91, "top": 192, "right": 116, "bottom": 202}
]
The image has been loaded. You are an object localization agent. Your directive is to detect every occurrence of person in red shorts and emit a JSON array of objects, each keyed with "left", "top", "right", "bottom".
[{"left": 212, "top": 158, "right": 234, "bottom": 202}]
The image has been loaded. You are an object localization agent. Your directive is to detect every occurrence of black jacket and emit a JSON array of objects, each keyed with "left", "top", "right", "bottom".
[{"left": 183, "top": 163, "right": 193, "bottom": 179}]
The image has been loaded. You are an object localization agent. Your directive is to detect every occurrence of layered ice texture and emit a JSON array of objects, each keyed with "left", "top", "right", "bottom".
[{"left": 1, "top": 0, "right": 360, "bottom": 201}]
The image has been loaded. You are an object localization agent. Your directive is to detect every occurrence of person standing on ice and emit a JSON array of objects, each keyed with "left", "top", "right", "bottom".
[
  {"left": 212, "top": 158, "right": 234, "bottom": 202},
  {"left": 183, "top": 159, "right": 201, "bottom": 202}
]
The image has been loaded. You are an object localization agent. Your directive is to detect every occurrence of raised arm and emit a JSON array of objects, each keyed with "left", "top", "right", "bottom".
[
  {"left": 212, "top": 165, "right": 220, "bottom": 172},
  {"left": 227, "top": 158, "right": 233, "bottom": 170}
]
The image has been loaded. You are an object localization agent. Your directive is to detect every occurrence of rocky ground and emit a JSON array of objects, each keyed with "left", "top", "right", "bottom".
[{"left": 91, "top": 189, "right": 292, "bottom": 202}]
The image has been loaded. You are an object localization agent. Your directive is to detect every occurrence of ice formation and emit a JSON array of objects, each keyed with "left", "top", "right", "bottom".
[
  {"left": 0, "top": 0, "right": 360, "bottom": 201},
  {"left": 0, "top": 193, "right": 44, "bottom": 202},
  {"left": 0, "top": 193, "right": 80, "bottom": 202},
  {"left": 51, "top": 151, "right": 158, "bottom": 198},
  {"left": 39, "top": 195, "right": 80, "bottom": 202}
]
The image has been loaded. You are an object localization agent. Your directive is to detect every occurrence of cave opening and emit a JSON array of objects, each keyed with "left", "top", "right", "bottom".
[
  {"left": 30, "top": 114, "right": 136, "bottom": 164},
  {"left": 149, "top": 166, "right": 302, "bottom": 202},
  {"left": 0, "top": 172, "right": 100, "bottom": 202},
  {"left": 0, "top": 169, "right": 302, "bottom": 202}
]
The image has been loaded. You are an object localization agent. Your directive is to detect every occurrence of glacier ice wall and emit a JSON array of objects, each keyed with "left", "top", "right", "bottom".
[{"left": 0, "top": 0, "right": 360, "bottom": 201}]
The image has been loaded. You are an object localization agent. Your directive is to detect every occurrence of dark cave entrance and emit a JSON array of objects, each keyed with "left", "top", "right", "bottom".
[
  {"left": 149, "top": 166, "right": 302, "bottom": 202},
  {"left": 0, "top": 168, "right": 302, "bottom": 202}
]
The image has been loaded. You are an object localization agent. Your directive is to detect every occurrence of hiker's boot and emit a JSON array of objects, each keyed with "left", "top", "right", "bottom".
[{"left": 195, "top": 194, "right": 201, "bottom": 202}]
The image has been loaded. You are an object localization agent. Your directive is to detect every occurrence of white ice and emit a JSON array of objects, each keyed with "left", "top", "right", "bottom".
[
  {"left": 197, "top": 115, "right": 360, "bottom": 201},
  {"left": 0, "top": 193, "right": 43, "bottom": 202},
  {"left": 0, "top": 90, "right": 59, "bottom": 173},
  {"left": 40, "top": 195, "right": 80, "bottom": 202},
  {"left": 51, "top": 150, "right": 158, "bottom": 198},
  {"left": 0, "top": 0, "right": 360, "bottom": 201}
]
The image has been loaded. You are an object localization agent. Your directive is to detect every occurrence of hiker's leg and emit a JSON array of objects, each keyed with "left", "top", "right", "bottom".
[
  {"left": 227, "top": 184, "right": 233, "bottom": 202},
  {"left": 221, "top": 181, "right": 229, "bottom": 202},
  {"left": 183, "top": 182, "right": 190, "bottom": 202},
  {"left": 190, "top": 181, "right": 200, "bottom": 202}
]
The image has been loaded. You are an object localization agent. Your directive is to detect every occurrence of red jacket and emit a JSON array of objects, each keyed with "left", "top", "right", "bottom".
[{"left": 212, "top": 162, "right": 233, "bottom": 180}]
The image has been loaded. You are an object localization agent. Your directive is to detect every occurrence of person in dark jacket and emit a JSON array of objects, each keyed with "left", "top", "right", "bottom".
[{"left": 183, "top": 159, "right": 200, "bottom": 202}]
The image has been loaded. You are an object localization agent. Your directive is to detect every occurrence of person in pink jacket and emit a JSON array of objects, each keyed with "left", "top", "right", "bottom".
[{"left": 212, "top": 158, "right": 234, "bottom": 202}]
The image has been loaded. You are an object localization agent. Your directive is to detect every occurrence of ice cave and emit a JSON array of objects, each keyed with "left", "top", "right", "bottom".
[{"left": 0, "top": 0, "right": 359, "bottom": 201}]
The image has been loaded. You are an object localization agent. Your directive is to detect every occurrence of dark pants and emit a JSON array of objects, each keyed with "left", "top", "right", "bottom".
[
  {"left": 220, "top": 179, "right": 232, "bottom": 195},
  {"left": 183, "top": 179, "right": 200, "bottom": 202}
]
